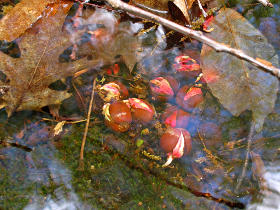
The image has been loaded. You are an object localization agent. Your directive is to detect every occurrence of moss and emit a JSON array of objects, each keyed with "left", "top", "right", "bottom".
[{"left": 53, "top": 123, "right": 198, "bottom": 209}]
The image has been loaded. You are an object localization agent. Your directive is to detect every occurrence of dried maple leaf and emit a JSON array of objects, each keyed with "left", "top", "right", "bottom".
[
  {"left": 0, "top": 1, "right": 99, "bottom": 116},
  {"left": 0, "top": 0, "right": 57, "bottom": 42}
]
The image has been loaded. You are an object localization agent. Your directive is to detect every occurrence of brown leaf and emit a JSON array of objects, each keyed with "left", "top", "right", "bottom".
[
  {"left": 200, "top": 8, "right": 279, "bottom": 132},
  {"left": 76, "top": 10, "right": 143, "bottom": 72},
  {"left": 131, "top": 0, "right": 169, "bottom": 12},
  {"left": 0, "top": 1, "right": 99, "bottom": 116},
  {"left": 0, "top": 0, "right": 57, "bottom": 42},
  {"left": 168, "top": 0, "right": 190, "bottom": 24}
]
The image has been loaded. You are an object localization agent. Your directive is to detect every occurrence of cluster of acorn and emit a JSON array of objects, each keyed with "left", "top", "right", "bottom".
[
  {"left": 98, "top": 55, "right": 204, "bottom": 167},
  {"left": 148, "top": 55, "right": 204, "bottom": 166},
  {"left": 98, "top": 81, "right": 155, "bottom": 132}
]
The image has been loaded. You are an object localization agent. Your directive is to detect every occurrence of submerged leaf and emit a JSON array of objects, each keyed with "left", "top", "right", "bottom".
[
  {"left": 0, "top": 0, "right": 56, "bottom": 41},
  {"left": 0, "top": 2, "right": 99, "bottom": 115},
  {"left": 75, "top": 10, "right": 143, "bottom": 72},
  {"left": 201, "top": 8, "right": 279, "bottom": 132}
]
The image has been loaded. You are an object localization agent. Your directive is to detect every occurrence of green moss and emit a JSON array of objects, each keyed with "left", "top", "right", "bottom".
[{"left": 53, "top": 123, "right": 199, "bottom": 209}]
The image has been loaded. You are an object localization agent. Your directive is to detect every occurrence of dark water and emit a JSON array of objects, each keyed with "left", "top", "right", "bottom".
[{"left": 0, "top": 0, "right": 280, "bottom": 209}]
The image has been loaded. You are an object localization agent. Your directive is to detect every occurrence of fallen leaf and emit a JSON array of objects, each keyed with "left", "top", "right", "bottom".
[
  {"left": 131, "top": 0, "right": 169, "bottom": 13},
  {"left": 53, "top": 121, "right": 66, "bottom": 136},
  {"left": 75, "top": 9, "right": 143, "bottom": 72},
  {"left": 132, "top": 0, "right": 191, "bottom": 24},
  {"left": 187, "top": 0, "right": 196, "bottom": 9},
  {"left": 0, "top": 0, "right": 57, "bottom": 41},
  {"left": 168, "top": 0, "right": 191, "bottom": 24},
  {"left": 201, "top": 8, "right": 279, "bottom": 132},
  {"left": 0, "top": 1, "right": 99, "bottom": 116}
]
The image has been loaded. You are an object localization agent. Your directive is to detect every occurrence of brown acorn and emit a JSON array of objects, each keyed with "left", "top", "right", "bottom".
[
  {"left": 149, "top": 76, "right": 179, "bottom": 101},
  {"left": 161, "top": 105, "right": 191, "bottom": 128},
  {"left": 124, "top": 98, "right": 155, "bottom": 124},
  {"left": 98, "top": 81, "right": 129, "bottom": 102},
  {"left": 103, "top": 101, "right": 132, "bottom": 132},
  {"left": 160, "top": 128, "right": 191, "bottom": 167},
  {"left": 173, "top": 55, "right": 201, "bottom": 78},
  {"left": 176, "top": 85, "right": 203, "bottom": 111}
]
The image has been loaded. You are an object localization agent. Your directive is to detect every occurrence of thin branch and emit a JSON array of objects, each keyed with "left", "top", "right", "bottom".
[
  {"left": 235, "top": 122, "right": 255, "bottom": 192},
  {"left": 78, "top": 77, "right": 97, "bottom": 170},
  {"left": 105, "top": 0, "right": 280, "bottom": 78}
]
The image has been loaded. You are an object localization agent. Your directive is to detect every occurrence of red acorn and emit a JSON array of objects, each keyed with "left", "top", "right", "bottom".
[
  {"left": 106, "top": 63, "right": 120, "bottom": 75},
  {"left": 173, "top": 55, "right": 201, "bottom": 78},
  {"left": 98, "top": 81, "right": 129, "bottom": 102},
  {"left": 103, "top": 101, "right": 132, "bottom": 132},
  {"left": 160, "top": 128, "right": 191, "bottom": 167},
  {"left": 161, "top": 105, "right": 191, "bottom": 128},
  {"left": 176, "top": 85, "right": 203, "bottom": 111},
  {"left": 124, "top": 98, "right": 155, "bottom": 124},
  {"left": 149, "top": 76, "right": 179, "bottom": 101}
]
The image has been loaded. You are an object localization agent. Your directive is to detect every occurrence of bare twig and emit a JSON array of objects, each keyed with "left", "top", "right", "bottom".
[
  {"left": 105, "top": 0, "right": 280, "bottom": 78},
  {"left": 197, "top": 0, "right": 207, "bottom": 17},
  {"left": 235, "top": 122, "right": 255, "bottom": 192},
  {"left": 78, "top": 77, "right": 97, "bottom": 170}
]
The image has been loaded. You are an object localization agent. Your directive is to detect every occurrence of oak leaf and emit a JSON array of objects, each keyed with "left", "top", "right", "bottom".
[
  {"left": 0, "top": 0, "right": 57, "bottom": 42},
  {"left": 201, "top": 8, "right": 279, "bottom": 132},
  {"left": 0, "top": 2, "right": 99, "bottom": 116}
]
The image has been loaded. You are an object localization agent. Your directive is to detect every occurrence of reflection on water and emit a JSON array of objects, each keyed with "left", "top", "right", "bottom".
[
  {"left": 248, "top": 163, "right": 280, "bottom": 210},
  {"left": 0, "top": 0, "right": 280, "bottom": 209},
  {"left": 25, "top": 189, "right": 85, "bottom": 210},
  {"left": 18, "top": 144, "right": 88, "bottom": 210}
]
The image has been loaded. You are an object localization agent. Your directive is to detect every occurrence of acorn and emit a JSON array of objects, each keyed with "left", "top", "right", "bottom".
[
  {"left": 160, "top": 128, "right": 192, "bottom": 167},
  {"left": 149, "top": 76, "right": 179, "bottom": 101},
  {"left": 103, "top": 101, "right": 132, "bottom": 132},
  {"left": 124, "top": 98, "right": 155, "bottom": 124},
  {"left": 176, "top": 85, "right": 203, "bottom": 111},
  {"left": 173, "top": 55, "right": 201, "bottom": 78},
  {"left": 161, "top": 105, "right": 191, "bottom": 128},
  {"left": 98, "top": 81, "right": 129, "bottom": 102}
]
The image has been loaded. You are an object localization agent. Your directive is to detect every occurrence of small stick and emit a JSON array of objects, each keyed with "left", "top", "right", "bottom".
[
  {"left": 105, "top": 0, "right": 280, "bottom": 78},
  {"left": 235, "top": 122, "right": 255, "bottom": 192},
  {"left": 78, "top": 77, "right": 97, "bottom": 170},
  {"left": 197, "top": 0, "right": 208, "bottom": 17}
]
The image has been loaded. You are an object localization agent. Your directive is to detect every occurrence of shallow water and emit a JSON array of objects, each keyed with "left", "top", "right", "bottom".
[{"left": 0, "top": 0, "right": 280, "bottom": 209}]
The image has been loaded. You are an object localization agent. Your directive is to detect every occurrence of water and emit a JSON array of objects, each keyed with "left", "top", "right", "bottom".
[{"left": 0, "top": 0, "right": 280, "bottom": 209}]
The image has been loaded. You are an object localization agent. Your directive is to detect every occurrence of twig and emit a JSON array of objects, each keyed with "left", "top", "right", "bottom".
[
  {"left": 235, "top": 122, "right": 255, "bottom": 192},
  {"left": 0, "top": 139, "right": 32, "bottom": 152},
  {"left": 197, "top": 0, "right": 207, "bottom": 17},
  {"left": 78, "top": 77, "right": 97, "bottom": 170},
  {"left": 105, "top": 0, "right": 280, "bottom": 78}
]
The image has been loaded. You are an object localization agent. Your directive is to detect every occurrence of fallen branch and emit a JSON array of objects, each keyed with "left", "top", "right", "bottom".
[{"left": 105, "top": 0, "right": 280, "bottom": 79}]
